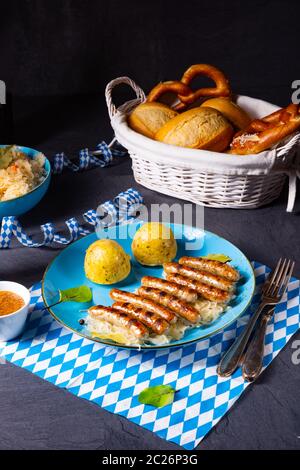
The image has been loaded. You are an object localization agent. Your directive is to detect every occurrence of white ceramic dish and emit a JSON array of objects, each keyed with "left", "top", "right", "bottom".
[{"left": 0, "top": 281, "right": 30, "bottom": 341}]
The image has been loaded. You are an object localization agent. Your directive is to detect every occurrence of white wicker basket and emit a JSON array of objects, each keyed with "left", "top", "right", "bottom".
[{"left": 105, "top": 77, "right": 300, "bottom": 211}]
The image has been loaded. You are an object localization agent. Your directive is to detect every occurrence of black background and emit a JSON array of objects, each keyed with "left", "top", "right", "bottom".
[
  {"left": 1, "top": 0, "right": 300, "bottom": 452},
  {"left": 2, "top": 0, "right": 300, "bottom": 148}
]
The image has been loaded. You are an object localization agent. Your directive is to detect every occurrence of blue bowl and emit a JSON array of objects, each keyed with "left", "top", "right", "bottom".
[{"left": 0, "top": 145, "right": 51, "bottom": 219}]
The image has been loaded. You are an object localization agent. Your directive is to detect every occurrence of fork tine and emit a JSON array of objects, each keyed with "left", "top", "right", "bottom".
[
  {"left": 271, "top": 259, "right": 289, "bottom": 297},
  {"left": 279, "top": 261, "right": 295, "bottom": 299},
  {"left": 262, "top": 267, "right": 275, "bottom": 293},
  {"left": 265, "top": 258, "right": 283, "bottom": 295}
]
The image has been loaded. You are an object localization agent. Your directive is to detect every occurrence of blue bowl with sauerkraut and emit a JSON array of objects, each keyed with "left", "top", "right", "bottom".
[{"left": 0, "top": 145, "right": 51, "bottom": 219}]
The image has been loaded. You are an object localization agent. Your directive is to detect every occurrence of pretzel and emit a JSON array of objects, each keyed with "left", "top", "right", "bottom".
[
  {"left": 175, "top": 64, "right": 231, "bottom": 110},
  {"left": 241, "top": 108, "right": 291, "bottom": 133},
  {"left": 147, "top": 80, "right": 192, "bottom": 105},
  {"left": 228, "top": 104, "right": 300, "bottom": 155}
]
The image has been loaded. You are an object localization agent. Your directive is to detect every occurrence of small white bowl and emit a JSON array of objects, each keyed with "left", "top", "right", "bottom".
[{"left": 0, "top": 281, "right": 31, "bottom": 341}]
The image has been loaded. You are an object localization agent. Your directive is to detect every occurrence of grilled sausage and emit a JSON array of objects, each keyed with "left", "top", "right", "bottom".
[
  {"left": 164, "top": 262, "right": 234, "bottom": 292},
  {"left": 141, "top": 276, "right": 198, "bottom": 303},
  {"left": 112, "top": 301, "right": 169, "bottom": 335},
  {"left": 88, "top": 305, "right": 149, "bottom": 339},
  {"left": 109, "top": 289, "right": 177, "bottom": 324},
  {"left": 137, "top": 286, "right": 199, "bottom": 323},
  {"left": 179, "top": 256, "right": 240, "bottom": 282},
  {"left": 166, "top": 273, "right": 231, "bottom": 303}
]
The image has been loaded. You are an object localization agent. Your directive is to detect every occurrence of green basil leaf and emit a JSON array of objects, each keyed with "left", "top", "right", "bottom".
[
  {"left": 202, "top": 254, "right": 232, "bottom": 263},
  {"left": 59, "top": 285, "right": 92, "bottom": 303},
  {"left": 138, "top": 385, "right": 175, "bottom": 408}
]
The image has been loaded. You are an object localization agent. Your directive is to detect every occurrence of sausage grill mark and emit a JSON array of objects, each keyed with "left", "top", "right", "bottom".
[
  {"left": 112, "top": 301, "right": 169, "bottom": 335},
  {"left": 178, "top": 257, "right": 239, "bottom": 282},
  {"left": 141, "top": 276, "right": 199, "bottom": 303},
  {"left": 165, "top": 273, "right": 231, "bottom": 303},
  {"left": 137, "top": 286, "right": 199, "bottom": 323},
  {"left": 164, "top": 262, "right": 234, "bottom": 292},
  {"left": 110, "top": 289, "right": 177, "bottom": 324}
]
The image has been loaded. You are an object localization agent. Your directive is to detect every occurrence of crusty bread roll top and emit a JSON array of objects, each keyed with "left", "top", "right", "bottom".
[
  {"left": 128, "top": 102, "right": 178, "bottom": 139},
  {"left": 155, "top": 107, "right": 234, "bottom": 152}
]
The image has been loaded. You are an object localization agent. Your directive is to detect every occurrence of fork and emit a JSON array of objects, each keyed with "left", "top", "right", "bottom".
[
  {"left": 242, "top": 260, "right": 294, "bottom": 381},
  {"left": 217, "top": 258, "right": 294, "bottom": 377}
]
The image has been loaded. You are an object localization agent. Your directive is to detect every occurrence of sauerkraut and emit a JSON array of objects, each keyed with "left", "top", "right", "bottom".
[
  {"left": 193, "top": 299, "right": 225, "bottom": 324},
  {"left": 87, "top": 316, "right": 142, "bottom": 346},
  {"left": 0, "top": 145, "right": 46, "bottom": 201},
  {"left": 87, "top": 315, "right": 190, "bottom": 346}
]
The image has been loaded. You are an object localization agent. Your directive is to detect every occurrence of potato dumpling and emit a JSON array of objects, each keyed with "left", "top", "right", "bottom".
[
  {"left": 84, "top": 239, "right": 131, "bottom": 284},
  {"left": 132, "top": 222, "right": 177, "bottom": 266}
]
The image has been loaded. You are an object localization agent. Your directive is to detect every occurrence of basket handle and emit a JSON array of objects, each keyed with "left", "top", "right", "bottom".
[
  {"left": 105, "top": 76, "right": 146, "bottom": 120},
  {"left": 276, "top": 133, "right": 300, "bottom": 212}
]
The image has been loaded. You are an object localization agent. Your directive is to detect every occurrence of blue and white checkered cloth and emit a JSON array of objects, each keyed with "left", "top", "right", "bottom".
[
  {"left": 0, "top": 188, "right": 142, "bottom": 249},
  {"left": 52, "top": 141, "right": 126, "bottom": 174},
  {"left": 0, "top": 262, "right": 299, "bottom": 449}
]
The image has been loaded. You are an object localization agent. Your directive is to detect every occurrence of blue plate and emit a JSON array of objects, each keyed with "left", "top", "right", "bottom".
[
  {"left": 42, "top": 222, "right": 255, "bottom": 349},
  {"left": 0, "top": 145, "right": 51, "bottom": 219}
]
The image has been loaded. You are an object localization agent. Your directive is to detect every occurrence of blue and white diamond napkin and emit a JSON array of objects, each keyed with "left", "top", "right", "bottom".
[{"left": 0, "top": 262, "right": 299, "bottom": 449}]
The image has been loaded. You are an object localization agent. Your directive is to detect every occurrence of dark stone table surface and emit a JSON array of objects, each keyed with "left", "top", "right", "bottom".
[{"left": 0, "top": 95, "right": 299, "bottom": 450}]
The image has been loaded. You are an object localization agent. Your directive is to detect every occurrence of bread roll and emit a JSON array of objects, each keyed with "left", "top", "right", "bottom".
[
  {"left": 155, "top": 107, "right": 234, "bottom": 152},
  {"left": 201, "top": 97, "right": 251, "bottom": 130},
  {"left": 128, "top": 102, "right": 177, "bottom": 139}
]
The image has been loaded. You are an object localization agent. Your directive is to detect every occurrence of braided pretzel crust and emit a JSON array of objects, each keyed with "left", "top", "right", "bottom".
[
  {"left": 229, "top": 104, "right": 300, "bottom": 155},
  {"left": 147, "top": 81, "right": 192, "bottom": 105},
  {"left": 147, "top": 64, "right": 231, "bottom": 111},
  {"left": 176, "top": 64, "right": 231, "bottom": 110}
]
